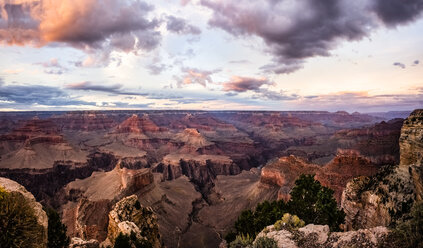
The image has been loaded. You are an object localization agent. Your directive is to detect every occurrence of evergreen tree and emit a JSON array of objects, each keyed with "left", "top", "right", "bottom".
[{"left": 45, "top": 207, "right": 70, "bottom": 248}]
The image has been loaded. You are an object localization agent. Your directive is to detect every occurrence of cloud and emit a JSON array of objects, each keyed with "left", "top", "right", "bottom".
[
  {"left": 0, "top": 82, "right": 93, "bottom": 107},
  {"left": 146, "top": 63, "right": 169, "bottom": 75},
  {"left": 253, "top": 88, "right": 299, "bottom": 101},
  {"left": 290, "top": 91, "right": 423, "bottom": 112},
  {"left": 0, "top": 0, "right": 161, "bottom": 64},
  {"left": 413, "top": 60, "right": 420, "bottom": 66},
  {"left": 65, "top": 81, "right": 148, "bottom": 96},
  {"left": 166, "top": 15, "right": 201, "bottom": 35},
  {"left": 222, "top": 76, "right": 273, "bottom": 92},
  {"left": 201, "top": 0, "right": 423, "bottom": 74},
  {"left": 393, "top": 62, "right": 406, "bottom": 69},
  {"left": 36, "top": 58, "right": 67, "bottom": 74},
  {"left": 175, "top": 67, "right": 220, "bottom": 87},
  {"left": 373, "top": 0, "right": 423, "bottom": 26}
]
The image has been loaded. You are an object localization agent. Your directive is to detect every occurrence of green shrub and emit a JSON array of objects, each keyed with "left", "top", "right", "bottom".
[
  {"left": 385, "top": 202, "right": 423, "bottom": 248},
  {"left": 231, "top": 200, "right": 288, "bottom": 241},
  {"left": 45, "top": 207, "right": 70, "bottom": 248},
  {"left": 229, "top": 233, "right": 254, "bottom": 248},
  {"left": 0, "top": 189, "right": 44, "bottom": 248},
  {"left": 288, "top": 174, "right": 345, "bottom": 231},
  {"left": 274, "top": 213, "right": 305, "bottom": 231},
  {"left": 113, "top": 231, "right": 153, "bottom": 248},
  {"left": 253, "top": 236, "right": 277, "bottom": 248},
  {"left": 227, "top": 174, "right": 345, "bottom": 242},
  {"left": 114, "top": 232, "right": 131, "bottom": 248}
]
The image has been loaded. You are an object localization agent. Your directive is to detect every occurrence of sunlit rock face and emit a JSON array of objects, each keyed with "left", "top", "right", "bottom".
[
  {"left": 61, "top": 165, "right": 154, "bottom": 241},
  {"left": 341, "top": 109, "right": 423, "bottom": 230},
  {"left": 259, "top": 151, "right": 379, "bottom": 203},
  {"left": 107, "top": 195, "right": 161, "bottom": 248},
  {"left": 249, "top": 223, "right": 389, "bottom": 248},
  {"left": 400, "top": 109, "right": 423, "bottom": 167}
]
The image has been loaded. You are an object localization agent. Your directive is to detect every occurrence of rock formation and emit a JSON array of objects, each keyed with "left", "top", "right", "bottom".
[
  {"left": 51, "top": 111, "right": 117, "bottom": 131},
  {"left": 250, "top": 223, "right": 388, "bottom": 248},
  {"left": 69, "top": 237, "right": 99, "bottom": 248},
  {"left": 341, "top": 109, "right": 423, "bottom": 230},
  {"left": 260, "top": 151, "right": 380, "bottom": 202},
  {"left": 62, "top": 164, "right": 154, "bottom": 241},
  {"left": 0, "top": 177, "right": 48, "bottom": 248},
  {"left": 115, "top": 114, "right": 161, "bottom": 134},
  {"left": 107, "top": 195, "right": 161, "bottom": 248}
]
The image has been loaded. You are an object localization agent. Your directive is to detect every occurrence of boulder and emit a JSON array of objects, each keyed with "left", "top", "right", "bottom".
[
  {"left": 107, "top": 195, "right": 161, "bottom": 248},
  {"left": 69, "top": 237, "right": 99, "bottom": 248}
]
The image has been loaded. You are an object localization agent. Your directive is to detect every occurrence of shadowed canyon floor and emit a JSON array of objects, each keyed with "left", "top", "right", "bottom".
[{"left": 0, "top": 110, "right": 410, "bottom": 247}]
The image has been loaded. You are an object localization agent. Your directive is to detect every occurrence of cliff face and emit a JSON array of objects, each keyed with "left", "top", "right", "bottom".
[
  {"left": 400, "top": 109, "right": 423, "bottom": 201},
  {"left": 260, "top": 152, "right": 379, "bottom": 203},
  {"left": 341, "top": 109, "right": 423, "bottom": 230},
  {"left": 400, "top": 109, "right": 423, "bottom": 166},
  {"left": 62, "top": 164, "right": 154, "bottom": 241},
  {"left": 107, "top": 195, "right": 161, "bottom": 248}
]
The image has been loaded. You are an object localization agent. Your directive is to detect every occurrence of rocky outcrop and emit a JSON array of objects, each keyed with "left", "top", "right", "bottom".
[
  {"left": 341, "top": 109, "right": 423, "bottom": 230},
  {"left": 115, "top": 114, "right": 162, "bottom": 134},
  {"left": 0, "top": 177, "right": 48, "bottom": 247},
  {"left": 400, "top": 109, "right": 423, "bottom": 166},
  {"left": 0, "top": 152, "right": 117, "bottom": 206},
  {"left": 107, "top": 195, "right": 161, "bottom": 248},
  {"left": 253, "top": 224, "right": 388, "bottom": 248},
  {"left": 61, "top": 164, "right": 154, "bottom": 241},
  {"left": 69, "top": 237, "right": 99, "bottom": 248},
  {"left": 341, "top": 165, "right": 415, "bottom": 230},
  {"left": 400, "top": 109, "right": 423, "bottom": 201},
  {"left": 156, "top": 154, "right": 240, "bottom": 185},
  {"left": 260, "top": 152, "right": 379, "bottom": 202},
  {"left": 333, "top": 118, "right": 403, "bottom": 165}
]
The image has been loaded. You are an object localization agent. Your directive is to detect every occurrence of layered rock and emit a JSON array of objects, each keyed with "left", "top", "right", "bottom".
[
  {"left": 0, "top": 119, "right": 88, "bottom": 170},
  {"left": 341, "top": 109, "right": 423, "bottom": 230},
  {"left": 107, "top": 195, "right": 161, "bottom": 248},
  {"left": 260, "top": 152, "right": 379, "bottom": 202},
  {"left": 400, "top": 109, "right": 423, "bottom": 201},
  {"left": 252, "top": 223, "right": 388, "bottom": 248},
  {"left": 115, "top": 114, "right": 162, "bottom": 134},
  {"left": 400, "top": 109, "right": 423, "bottom": 166},
  {"left": 62, "top": 164, "right": 154, "bottom": 241},
  {"left": 51, "top": 111, "right": 117, "bottom": 131},
  {"left": 156, "top": 154, "right": 240, "bottom": 185},
  {"left": 0, "top": 177, "right": 48, "bottom": 247},
  {"left": 333, "top": 118, "right": 403, "bottom": 165},
  {"left": 0, "top": 152, "right": 117, "bottom": 205}
]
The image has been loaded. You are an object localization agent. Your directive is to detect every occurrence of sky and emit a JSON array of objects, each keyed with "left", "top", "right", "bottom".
[{"left": 0, "top": 0, "right": 422, "bottom": 112}]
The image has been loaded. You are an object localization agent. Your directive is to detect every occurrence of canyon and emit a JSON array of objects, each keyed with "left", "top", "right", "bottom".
[{"left": 0, "top": 110, "right": 410, "bottom": 247}]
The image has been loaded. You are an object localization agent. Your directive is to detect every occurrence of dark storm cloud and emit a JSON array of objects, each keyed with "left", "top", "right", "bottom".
[
  {"left": 374, "top": 0, "right": 423, "bottom": 26},
  {"left": 393, "top": 62, "right": 406, "bottom": 69},
  {"left": 201, "top": 0, "right": 423, "bottom": 74},
  {"left": 166, "top": 15, "right": 201, "bottom": 35},
  {"left": 65, "top": 81, "right": 148, "bottom": 96},
  {"left": 413, "top": 60, "right": 420, "bottom": 65},
  {"left": 223, "top": 76, "right": 274, "bottom": 92},
  {"left": 0, "top": 83, "right": 93, "bottom": 106}
]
